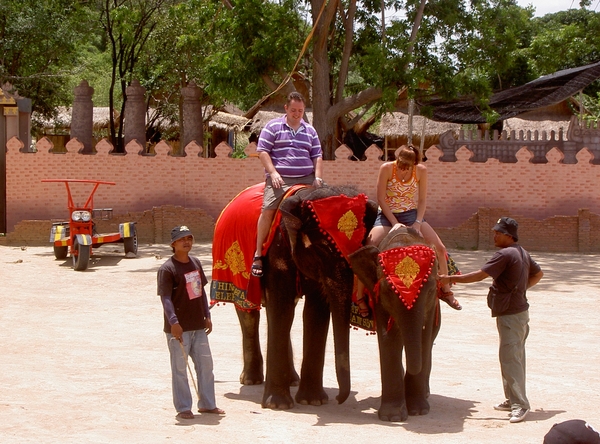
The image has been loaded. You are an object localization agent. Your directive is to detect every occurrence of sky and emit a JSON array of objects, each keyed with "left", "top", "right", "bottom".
[{"left": 516, "top": 0, "right": 597, "bottom": 16}]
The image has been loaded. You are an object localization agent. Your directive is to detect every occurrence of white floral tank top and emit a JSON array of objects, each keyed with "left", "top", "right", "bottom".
[{"left": 385, "top": 163, "right": 418, "bottom": 213}]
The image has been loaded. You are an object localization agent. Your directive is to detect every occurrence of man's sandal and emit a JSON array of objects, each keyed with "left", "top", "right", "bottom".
[
  {"left": 356, "top": 297, "right": 370, "bottom": 317},
  {"left": 439, "top": 289, "right": 462, "bottom": 310},
  {"left": 251, "top": 256, "right": 264, "bottom": 277}
]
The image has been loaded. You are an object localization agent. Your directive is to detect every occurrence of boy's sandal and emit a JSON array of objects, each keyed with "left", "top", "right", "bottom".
[
  {"left": 176, "top": 411, "right": 195, "bottom": 420},
  {"left": 198, "top": 407, "right": 225, "bottom": 415},
  {"left": 356, "top": 297, "right": 370, "bottom": 317},
  {"left": 251, "top": 256, "right": 263, "bottom": 277},
  {"left": 439, "top": 289, "right": 462, "bottom": 311}
]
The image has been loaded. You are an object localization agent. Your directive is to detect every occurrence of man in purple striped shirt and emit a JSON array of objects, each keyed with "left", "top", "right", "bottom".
[{"left": 252, "top": 92, "right": 323, "bottom": 277}]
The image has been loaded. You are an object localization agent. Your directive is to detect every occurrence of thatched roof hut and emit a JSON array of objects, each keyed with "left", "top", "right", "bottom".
[
  {"left": 418, "top": 61, "right": 600, "bottom": 123},
  {"left": 502, "top": 117, "right": 571, "bottom": 136},
  {"left": 378, "top": 112, "right": 461, "bottom": 159},
  {"left": 207, "top": 111, "right": 250, "bottom": 131},
  {"left": 33, "top": 106, "right": 117, "bottom": 133}
]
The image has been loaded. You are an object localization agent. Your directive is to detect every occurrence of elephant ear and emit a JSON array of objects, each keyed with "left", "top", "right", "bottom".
[
  {"left": 348, "top": 245, "right": 380, "bottom": 292},
  {"left": 363, "top": 199, "right": 379, "bottom": 233}
]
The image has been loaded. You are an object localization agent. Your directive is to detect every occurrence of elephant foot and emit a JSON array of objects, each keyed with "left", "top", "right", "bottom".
[
  {"left": 295, "top": 386, "right": 329, "bottom": 406},
  {"left": 239, "top": 368, "right": 264, "bottom": 385},
  {"left": 262, "top": 392, "right": 295, "bottom": 410},
  {"left": 378, "top": 402, "right": 408, "bottom": 422},
  {"left": 290, "top": 370, "right": 300, "bottom": 387},
  {"left": 407, "top": 396, "right": 430, "bottom": 416}
]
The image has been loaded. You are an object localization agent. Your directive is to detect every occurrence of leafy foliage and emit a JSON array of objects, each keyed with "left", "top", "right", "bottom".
[
  {"left": 0, "top": 0, "right": 96, "bottom": 117},
  {"left": 4, "top": 0, "right": 600, "bottom": 153},
  {"left": 524, "top": 8, "right": 600, "bottom": 95}
]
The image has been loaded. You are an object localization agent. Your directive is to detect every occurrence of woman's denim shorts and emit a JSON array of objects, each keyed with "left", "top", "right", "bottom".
[{"left": 373, "top": 208, "right": 418, "bottom": 227}]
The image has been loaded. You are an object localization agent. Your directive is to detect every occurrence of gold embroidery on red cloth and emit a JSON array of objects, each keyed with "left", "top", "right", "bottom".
[
  {"left": 378, "top": 245, "right": 436, "bottom": 310},
  {"left": 395, "top": 256, "right": 420, "bottom": 288},
  {"left": 226, "top": 240, "right": 247, "bottom": 277},
  {"left": 337, "top": 210, "right": 358, "bottom": 240}
]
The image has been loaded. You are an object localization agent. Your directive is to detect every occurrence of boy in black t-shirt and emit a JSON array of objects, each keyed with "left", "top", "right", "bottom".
[{"left": 157, "top": 225, "right": 225, "bottom": 420}]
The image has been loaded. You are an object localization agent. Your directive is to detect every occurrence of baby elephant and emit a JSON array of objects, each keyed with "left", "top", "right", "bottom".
[{"left": 349, "top": 225, "right": 441, "bottom": 421}]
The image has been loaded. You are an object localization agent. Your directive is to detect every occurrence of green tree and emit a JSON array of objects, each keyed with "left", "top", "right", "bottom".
[
  {"left": 98, "top": 0, "right": 176, "bottom": 152},
  {"left": 0, "top": 0, "right": 95, "bottom": 118},
  {"left": 134, "top": 0, "right": 306, "bottom": 153},
  {"left": 303, "top": 0, "right": 539, "bottom": 156},
  {"left": 525, "top": 8, "right": 600, "bottom": 78}
]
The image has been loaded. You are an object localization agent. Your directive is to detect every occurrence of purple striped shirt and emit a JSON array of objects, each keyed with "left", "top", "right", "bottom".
[{"left": 256, "top": 116, "right": 322, "bottom": 177}]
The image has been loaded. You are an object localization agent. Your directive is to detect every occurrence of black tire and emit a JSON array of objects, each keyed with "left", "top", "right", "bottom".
[
  {"left": 53, "top": 245, "right": 68, "bottom": 260},
  {"left": 123, "top": 230, "right": 138, "bottom": 256},
  {"left": 72, "top": 240, "right": 90, "bottom": 271}
]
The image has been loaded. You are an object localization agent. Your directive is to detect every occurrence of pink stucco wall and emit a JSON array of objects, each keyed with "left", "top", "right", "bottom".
[{"left": 5, "top": 135, "right": 600, "bottom": 233}]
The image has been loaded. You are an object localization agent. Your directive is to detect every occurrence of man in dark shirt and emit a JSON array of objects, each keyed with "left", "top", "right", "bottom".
[
  {"left": 440, "top": 217, "right": 543, "bottom": 424},
  {"left": 157, "top": 225, "right": 225, "bottom": 419}
]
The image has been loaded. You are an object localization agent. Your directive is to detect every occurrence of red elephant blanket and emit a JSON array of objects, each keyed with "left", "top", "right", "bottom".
[{"left": 210, "top": 183, "right": 306, "bottom": 311}]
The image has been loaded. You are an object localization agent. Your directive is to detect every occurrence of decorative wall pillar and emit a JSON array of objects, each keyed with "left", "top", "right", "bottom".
[
  {"left": 4, "top": 106, "right": 19, "bottom": 141},
  {"left": 181, "top": 81, "right": 203, "bottom": 157},
  {"left": 18, "top": 98, "right": 32, "bottom": 151},
  {"left": 124, "top": 79, "right": 146, "bottom": 151},
  {"left": 71, "top": 80, "right": 94, "bottom": 153}
]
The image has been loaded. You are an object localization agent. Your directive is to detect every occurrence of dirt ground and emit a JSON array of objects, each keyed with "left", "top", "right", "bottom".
[{"left": 1, "top": 242, "right": 599, "bottom": 443}]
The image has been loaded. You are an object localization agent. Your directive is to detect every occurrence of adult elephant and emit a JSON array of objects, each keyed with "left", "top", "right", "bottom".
[
  {"left": 348, "top": 225, "right": 441, "bottom": 421},
  {"left": 211, "top": 184, "right": 377, "bottom": 409}
]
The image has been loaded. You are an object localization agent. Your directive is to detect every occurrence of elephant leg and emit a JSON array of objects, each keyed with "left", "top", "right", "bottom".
[
  {"left": 376, "top": 308, "right": 408, "bottom": 422},
  {"left": 261, "top": 287, "right": 297, "bottom": 409},
  {"left": 405, "top": 301, "right": 439, "bottom": 415},
  {"left": 295, "top": 287, "right": 330, "bottom": 406},
  {"left": 235, "top": 307, "right": 263, "bottom": 385},
  {"left": 404, "top": 372, "right": 430, "bottom": 416}
]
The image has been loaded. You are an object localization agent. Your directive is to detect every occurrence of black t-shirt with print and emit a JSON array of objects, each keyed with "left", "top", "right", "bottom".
[{"left": 157, "top": 256, "right": 209, "bottom": 333}]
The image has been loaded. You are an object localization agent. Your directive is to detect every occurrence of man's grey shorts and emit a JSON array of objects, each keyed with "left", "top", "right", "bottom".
[{"left": 263, "top": 174, "right": 315, "bottom": 210}]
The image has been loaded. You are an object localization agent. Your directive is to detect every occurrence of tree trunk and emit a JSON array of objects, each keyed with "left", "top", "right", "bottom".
[{"left": 311, "top": 0, "right": 337, "bottom": 159}]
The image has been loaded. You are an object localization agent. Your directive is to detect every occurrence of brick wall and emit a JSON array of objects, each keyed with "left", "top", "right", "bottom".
[
  {"left": 436, "top": 207, "right": 600, "bottom": 253},
  {"left": 5, "top": 135, "right": 600, "bottom": 251}
]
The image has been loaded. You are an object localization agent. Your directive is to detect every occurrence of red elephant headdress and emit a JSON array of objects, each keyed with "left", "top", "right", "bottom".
[
  {"left": 376, "top": 245, "right": 436, "bottom": 310},
  {"left": 305, "top": 193, "right": 369, "bottom": 261}
]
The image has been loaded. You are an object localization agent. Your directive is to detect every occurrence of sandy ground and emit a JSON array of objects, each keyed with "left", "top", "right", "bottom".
[{"left": 1, "top": 242, "right": 599, "bottom": 443}]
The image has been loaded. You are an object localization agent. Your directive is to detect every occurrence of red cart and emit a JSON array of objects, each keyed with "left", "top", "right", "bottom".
[{"left": 42, "top": 179, "right": 138, "bottom": 271}]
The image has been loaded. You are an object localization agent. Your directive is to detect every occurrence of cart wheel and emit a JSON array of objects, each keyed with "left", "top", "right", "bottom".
[
  {"left": 72, "top": 240, "right": 90, "bottom": 271},
  {"left": 54, "top": 245, "right": 68, "bottom": 260},
  {"left": 124, "top": 230, "right": 138, "bottom": 256}
]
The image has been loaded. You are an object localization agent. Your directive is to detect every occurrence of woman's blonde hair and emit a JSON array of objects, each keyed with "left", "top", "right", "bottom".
[{"left": 396, "top": 145, "right": 420, "bottom": 167}]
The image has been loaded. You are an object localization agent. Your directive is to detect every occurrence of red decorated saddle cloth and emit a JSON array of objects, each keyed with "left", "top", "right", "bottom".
[
  {"left": 210, "top": 183, "right": 306, "bottom": 311},
  {"left": 351, "top": 245, "right": 459, "bottom": 333}
]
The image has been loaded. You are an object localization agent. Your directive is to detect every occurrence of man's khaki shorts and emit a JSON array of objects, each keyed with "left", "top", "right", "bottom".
[{"left": 263, "top": 174, "right": 315, "bottom": 210}]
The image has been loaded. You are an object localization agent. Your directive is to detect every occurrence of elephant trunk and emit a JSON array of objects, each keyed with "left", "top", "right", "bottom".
[
  {"left": 398, "top": 306, "right": 425, "bottom": 375},
  {"left": 331, "top": 305, "right": 351, "bottom": 404}
]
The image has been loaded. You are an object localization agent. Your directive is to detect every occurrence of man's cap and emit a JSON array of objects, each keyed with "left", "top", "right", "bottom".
[
  {"left": 171, "top": 225, "right": 193, "bottom": 243},
  {"left": 543, "top": 419, "right": 600, "bottom": 444},
  {"left": 492, "top": 216, "right": 518, "bottom": 241}
]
